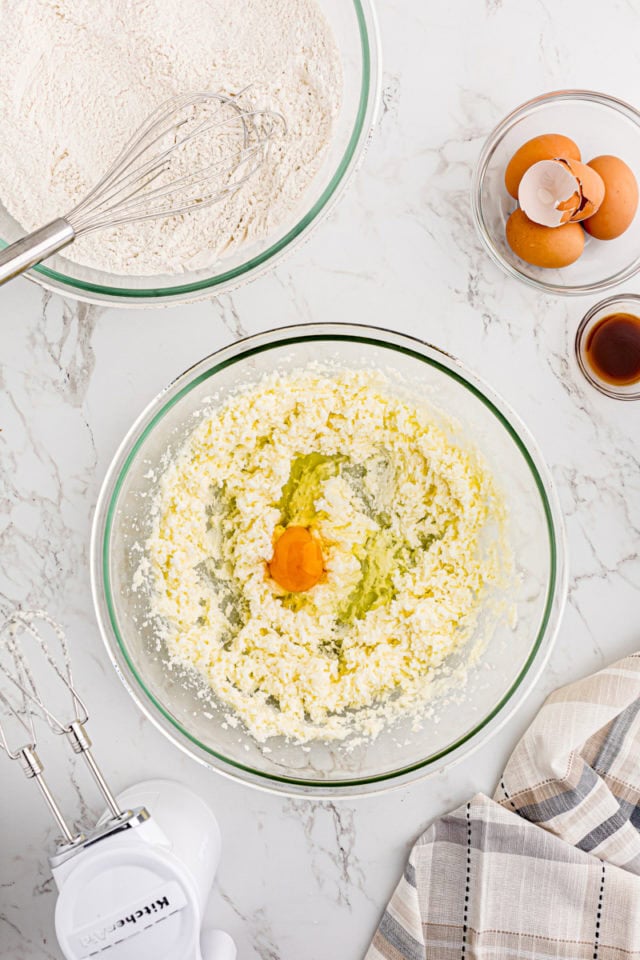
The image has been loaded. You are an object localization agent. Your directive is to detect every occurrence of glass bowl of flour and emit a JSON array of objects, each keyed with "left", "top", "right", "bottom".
[
  {"left": 0, "top": 0, "right": 380, "bottom": 305},
  {"left": 91, "top": 324, "right": 567, "bottom": 797}
]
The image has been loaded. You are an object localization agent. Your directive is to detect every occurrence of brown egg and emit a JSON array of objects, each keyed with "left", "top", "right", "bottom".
[
  {"left": 506, "top": 208, "right": 585, "bottom": 268},
  {"left": 582, "top": 155, "right": 639, "bottom": 239},
  {"left": 504, "top": 134, "right": 581, "bottom": 198}
]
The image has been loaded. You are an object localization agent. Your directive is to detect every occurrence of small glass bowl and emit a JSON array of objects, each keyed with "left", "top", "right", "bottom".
[
  {"left": 472, "top": 90, "right": 640, "bottom": 296},
  {"left": 576, "top": 294, "right": 640, "bottom": 400}
]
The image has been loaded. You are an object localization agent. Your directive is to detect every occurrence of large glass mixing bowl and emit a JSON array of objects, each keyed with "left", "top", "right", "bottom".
[
  {"left": 91, "top": 325, "right": 567, "bottom": 797},
  {"left": 0, "top": 1, "right": 380, "bottom": 306}
]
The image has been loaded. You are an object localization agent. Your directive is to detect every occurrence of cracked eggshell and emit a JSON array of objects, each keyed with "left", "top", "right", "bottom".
[
  {"left": 504, "top": 133, "right": 581, "bottom": 198},
  {"left": 518, "top": 158, "right": 605, "bottom": 227},
  {"left": 518, "top": 159, "right": 581, "bottom": 227},
  {"left": 506, "top": 209, "right": 585, "bottom": 268},
  {"left": 562, "top": 158, "right": 605, "bottom": 222}
]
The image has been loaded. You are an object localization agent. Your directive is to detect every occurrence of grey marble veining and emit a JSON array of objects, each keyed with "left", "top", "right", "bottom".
[{"left": 2, "top": 1, "right": 640, "bottom": 958}]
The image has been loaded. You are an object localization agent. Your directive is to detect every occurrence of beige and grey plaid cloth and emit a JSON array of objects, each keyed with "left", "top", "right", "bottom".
[{"left": 366, "top": 653, "right": 640, "bottom": 959}]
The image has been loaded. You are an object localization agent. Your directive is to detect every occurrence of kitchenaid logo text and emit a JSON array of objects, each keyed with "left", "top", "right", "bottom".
[
  {"left": 79, "top": 895, "right": 172, "bottom": 947},
  {"left": 71, "top": 880, "right": 188, "bottom": 958}
]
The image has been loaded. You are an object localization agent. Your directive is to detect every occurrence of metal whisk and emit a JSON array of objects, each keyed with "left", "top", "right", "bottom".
[
  {"left": 0, "top": 90, "right": 285, "bottom": 285},
  {"left": 0, "top": 608, "right": 128, "bottom": 850}
]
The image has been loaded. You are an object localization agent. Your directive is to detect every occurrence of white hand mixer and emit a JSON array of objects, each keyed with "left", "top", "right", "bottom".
[{"left": 0, "top": 609, "right": 236, "bottom": 960}]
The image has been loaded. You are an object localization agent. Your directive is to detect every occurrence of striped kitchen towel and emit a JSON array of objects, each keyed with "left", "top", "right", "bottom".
[{"left": 366, "top": 653, "right": 640, "bottom": 959}]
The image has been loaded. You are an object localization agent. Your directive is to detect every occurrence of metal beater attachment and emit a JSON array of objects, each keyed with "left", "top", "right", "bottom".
[
  {"left": 0, "top": 609, "right": 123, "bottom": 847},
  {"left": 0, "top": 88, "right": 286, "bottom": 284}
]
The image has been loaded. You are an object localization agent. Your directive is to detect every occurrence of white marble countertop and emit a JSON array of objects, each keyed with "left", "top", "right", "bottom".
[{"left": 2, "top": 1, "right": 640, "bottom": 957}]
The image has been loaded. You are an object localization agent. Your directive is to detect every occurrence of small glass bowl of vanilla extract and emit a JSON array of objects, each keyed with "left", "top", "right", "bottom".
[{"left": 576, "top": 295, "right": 640, "bottom": 400}]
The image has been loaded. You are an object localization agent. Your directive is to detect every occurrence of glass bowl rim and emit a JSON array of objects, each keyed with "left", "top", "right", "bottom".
[
  {"left": 90, "top": 322, "right": 567, "bottom": 795},
  {"left": 471, "top": 88, "right": 640, "bottom": 297},
  {"left": 0, "top": 0, "right": 380, "bottom": 305},
  {"left": 575, "top": 292, "right": 640, "bottom": 400}
]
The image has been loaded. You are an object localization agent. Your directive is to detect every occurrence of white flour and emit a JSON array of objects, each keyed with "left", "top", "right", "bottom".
[{"left": 0, "top": 0, "right": 341, "bottom": 276}]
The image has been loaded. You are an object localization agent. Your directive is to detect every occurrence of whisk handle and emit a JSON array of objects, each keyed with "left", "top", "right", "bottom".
[{"left": 0, "top": 217, "right": 75, "bottom": 285}]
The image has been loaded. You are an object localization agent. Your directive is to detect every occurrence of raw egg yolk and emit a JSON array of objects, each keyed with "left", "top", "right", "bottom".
[{"left": 269, "top": 526, "right": 324, "bottom": 593}]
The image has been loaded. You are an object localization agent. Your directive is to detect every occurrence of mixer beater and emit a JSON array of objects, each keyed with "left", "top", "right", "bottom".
[{"left": 0, "top": 608, "right": 124, "bottom": 843}]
